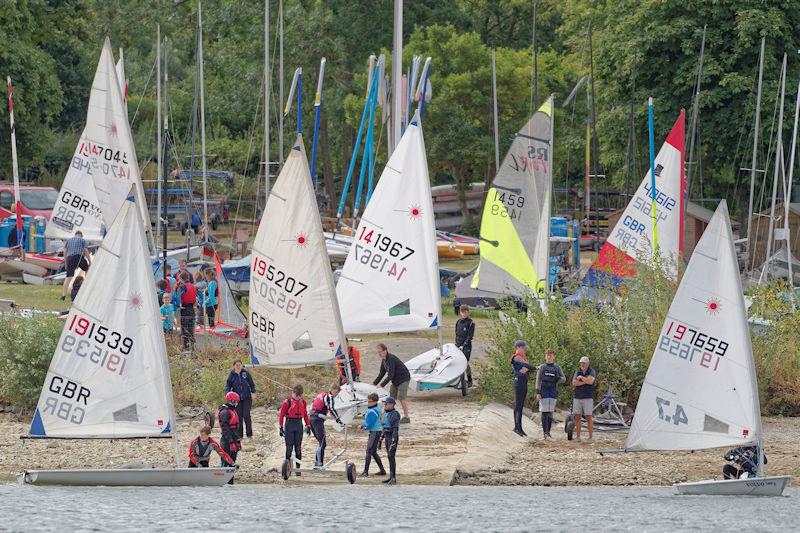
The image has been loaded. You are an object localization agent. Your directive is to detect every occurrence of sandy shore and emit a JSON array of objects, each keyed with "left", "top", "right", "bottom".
[{"left": 1, "top": 333, "right": 798, "bottom": 485}]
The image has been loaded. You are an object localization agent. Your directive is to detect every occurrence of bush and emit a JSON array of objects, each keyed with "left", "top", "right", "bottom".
[{"left": 0, "top": 315, "right": 62, "bottom": 409}]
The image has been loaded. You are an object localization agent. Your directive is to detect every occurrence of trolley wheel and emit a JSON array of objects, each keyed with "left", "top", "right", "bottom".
[
  {"left": 460, "top": 373, "right": 468, "bottom": 397},
  {"left": 204, "top": 411, "right": 214, "bottom": 429},
  {"left": 281, "top": 459, "right": 291, "bottom": 480},
  {"left": 346, "top": 461, "right": 356, "bottom": 484},
  {"left": 565, "top": 413, "right": 575, "bottom": 441}
]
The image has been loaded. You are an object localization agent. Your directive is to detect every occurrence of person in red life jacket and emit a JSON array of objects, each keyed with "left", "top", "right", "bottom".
[
  {"left": 177, "top": 271, "right": 197, "bottom": 353},
  {"left": 511, "top": 340, "right": 535, "bottom": 437},
  {"left": 188, "top": 425, "right": 233, "bottom": 467},
  {"left": 218, "top": 391, "right": 242, "bottom": 483},
  {"left": 309, "top": 383, "right": 343, "bottom": 467},
  {"left": 336, "top": 340, "right": 361, "bottom": 385},
  {"left": 278, "top": 384, "right": 311, "bottom": 476}
]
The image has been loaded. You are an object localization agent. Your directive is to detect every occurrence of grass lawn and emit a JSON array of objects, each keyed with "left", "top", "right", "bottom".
[{"left": 0, "top": 283, "right": 66, "bottom": 311}]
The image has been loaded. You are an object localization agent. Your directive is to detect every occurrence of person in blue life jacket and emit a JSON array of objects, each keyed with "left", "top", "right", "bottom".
[
  {"left": 225, "top": 360, "right": 257, "bottom": 439},
  {"left": 511, "top": 340, "right": 536, "bottom": 437},
  {"left": 381, "top": 397, "right": 401, "bottom": 485},
  {"left": 357, "top": 392, "right": 387, "bottom": 478},
  {"left": 572, "top": 356, "right": 597, "bottom": 444},
  {"left": 723, "top": 446, "right": 767, "bottom": 479},
  {"left": 535, "top": 349, "right": 566, "bottom": 439}
]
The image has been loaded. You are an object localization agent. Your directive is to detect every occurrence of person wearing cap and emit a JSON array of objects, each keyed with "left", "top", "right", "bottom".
[
  {"left": 572, "top": 356, "right": 597, "bottom": 443},
  {"left": 380, "top": 396, "right": 401, "bottom": 485},
  {"left": 511, "top": 340, "right": 535, "bottom": 437}
]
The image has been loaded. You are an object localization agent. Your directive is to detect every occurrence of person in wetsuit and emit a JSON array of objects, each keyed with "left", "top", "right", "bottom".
[
  {"left": 309, "top": 383, "right": 343, "bottom": 467},
  {"left": 535, "top": 349, "right": 566, "bottom": 439},
  {"left": 455, "top": 304, "right": 475, "bottom": 387},
  {"left": 188, "top": 425, "right": 233, "bottom": 467},
  {"left": 381, "top": 396, "right": 401, "bottom": 485},
  {"left": 511, "top": 340, "right": 535, "bottom": 437},
  {"left": 278, "top": 384, "right": 311, "bottom": 476},
  {"left": 358, "top": 392, "right": 387, "bottom": 478},
  {"left": 218, "top": 392, "right": 242, "bottom": 484},
  {"left": 723, "top": 446, "right": 766, "bottom": 479}
]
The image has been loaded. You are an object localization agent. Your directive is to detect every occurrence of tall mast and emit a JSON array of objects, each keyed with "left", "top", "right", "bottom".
[
  {"left": 783, "top": 78, "right": 800, "bottom": 300},
  {"left": 6, "top": 77, "right": 22, "bottom": 257},
  {"left": 686, "top": 25, "right": 706, "bottom": 198},
  {"left": 162, "top": 38, "right": 170, "bottom": 280},
  {"left": 278, "top": 0, "right": 284, "bottom": 167},
  {"left": 491, "top": 49, "right": 500, "bottom": 172},
  {"left": 530, "top": 1, "right": 538, "bottom": 114},
  {"left": 391, "top": 0, "right": 403, "bottom": 154},
  {"left": 310, "top": 57, "right": 327, "bottom": 185},
  {"left": 156, "top": 26, "right": 162, "bottom": 252},
  {"left": 761, "top": 54, "right": 787, "bottom": 285},
  {"left": 264, "top": 0, "right": 270, "bottom": 207},
  {"left": 198, "top": 2, "right": 209, "bottom": 241},
  {"left": 746, "top": 38, "right": 765, "bottom": 271}
]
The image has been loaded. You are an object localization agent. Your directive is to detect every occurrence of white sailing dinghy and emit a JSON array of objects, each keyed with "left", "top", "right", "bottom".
[
  {"left": 336, "top": 113, "right": 467, "bottom": 393},
  {"left": 46, "top": 38, "right": 149, "bottom": 243},
  {"left": 605, "top": 201, "right": 790, "bottom": 496},
  {"left": 18, "top": 198, "right": 235, "bottom": 486},
  {"left": 469, "top": 97, "right": 554, "bottom": 305},
  {"left": 248, "top": 135, "right": 375, "bottom": 422}
]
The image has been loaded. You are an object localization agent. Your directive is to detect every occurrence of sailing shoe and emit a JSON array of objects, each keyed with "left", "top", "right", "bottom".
[
  {"left": 386, "top": 477, "right": 397, "bottom": 485},
  {"left": 375, "top": 470, "right": 387, "bottom": 476},
  {"left": 382, "top": 477, "right": 393, "bottom": 484},
  {"left": 586, "top": 437, "right": 594, "bottom": 444},
  {"left": 575, "top": 435, "right": 582, "bottom": 443},
  {"left": 359, "top": 472, "right": 369, "bottom": 478},
  {"left": 514, "top": 428, "right": 527, "bottom": 438},
  {"left": 400, "top": 416, "right": 411, "bottom": 424}
]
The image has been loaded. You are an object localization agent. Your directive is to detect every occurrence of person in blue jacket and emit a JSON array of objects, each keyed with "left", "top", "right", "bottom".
[
  {"left": 225, "top": 360, "right": 256, "bottom": 439},
  {"left": 381, "top": 397, "right": 401, "bottom": 485},
  {"left": 357, "top": 392, "right": 386, "bottom": 478}
]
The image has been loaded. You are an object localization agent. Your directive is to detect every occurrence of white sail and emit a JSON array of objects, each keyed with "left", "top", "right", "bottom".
[
  {"left": 336, "top": 114, "right": 440, "bottom": 333},
  {"left": 46, "top": 39, "right": 147, "bottom": 242},
  {"left": 626, "top": 201, "right": 760, "bottom": 451},
  {"left": 115, "top": 48, "right": 128, "bottom": 110},
  {"left": 29, "top": 198, "right": 175, "bottom": 438},
  {"left": 248, "top": 136, "right": 346, "bottom": 367}
]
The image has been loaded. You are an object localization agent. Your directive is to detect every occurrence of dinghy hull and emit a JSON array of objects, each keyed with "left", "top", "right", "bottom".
[
  {"left": 406, "top": 343, "right": 468, "bottom": 391},
  {"left": 675, "top": 475, "right": 790, "bottom": 496},
  {"left": 17, "top": 467, "right": 236, "bottom": 487}
]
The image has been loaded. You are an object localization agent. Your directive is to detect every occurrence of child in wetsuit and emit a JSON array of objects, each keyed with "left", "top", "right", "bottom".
[
  {"left": 188, "top": 425, "right": 233, "bottom": 467},
  {"left": 278, "top": 384, "right": 311, "bottom": 476},
  {"left": 381, "top": 396, "right": 401, "bottom": 485},
  {"left": 358, "top": 393, "right": 386, "bottom": 477}
]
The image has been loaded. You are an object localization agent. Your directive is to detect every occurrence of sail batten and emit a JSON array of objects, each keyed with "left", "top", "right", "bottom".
[{"left": 625, "top": 201, "right": 759, "bottom": 451}]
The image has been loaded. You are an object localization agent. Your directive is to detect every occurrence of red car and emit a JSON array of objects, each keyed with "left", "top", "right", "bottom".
[{"left": 0, "top": 183, "right": 59, "bottom": 220}]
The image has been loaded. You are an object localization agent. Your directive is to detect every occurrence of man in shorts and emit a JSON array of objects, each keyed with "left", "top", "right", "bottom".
[
  {"left": 61, "top": 230, "right": 91, "bottom": 301},
  {"left": 372, "top": 343, "right": 412, "bottom": 423},
  {"left": 535, "top": 349, "right": 566, "bottom": 439},
  {"left": 571, "top": 356, "right": 597, "bottom": 443}
]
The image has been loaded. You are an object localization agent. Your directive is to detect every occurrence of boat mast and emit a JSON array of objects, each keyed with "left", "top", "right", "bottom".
[
  {"left": 264, "top": 0, "right": 270, "bottom": 207},
  {"left": 392, "top": 0, "right": 403, "bottom": 155},
  {"left": 161, "top": 38, "right": 170, "bottom": 276},
  {"left": 491, "top": 49, "right": 500, "bottom": 172},
  {"left": 530, "top": 1, "right": 537, "bottom": 114},
  {"left": 783, "top": 78, "right": 800, "bottom": 302},
  {"left": 278, "top": 0, "right": 284, "bottom": 167},
  {"left": 156, "top": 26, "right": 162, "bottom": 255},
  {"left": 6, "top": 77, "right": 22, "bottom": 257},
  {"left": 685, "top": 25, "right": 706, "bottom": 197},
  {"left": 198, "top": 2, "right": 209, "bottom": 241},
  {"left": 310, "top": 57, "right": 326, "bottom": 186},
  {"left": 761, "top": 55, "right": 787, "bottom": 285},
  {"left": 745, "top": 38, "right": 765, "bottom": 272},
  {"left": 648, "top": 97, "right": 659, "bottom": 259}
]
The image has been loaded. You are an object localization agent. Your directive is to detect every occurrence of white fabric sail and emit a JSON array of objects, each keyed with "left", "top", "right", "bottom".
[
  {"left": 47, "top": 38, "right": 147, "bottom": 242},
  {"left": 626, "top": 201, "right": 760, "bottom": 451},
  {"left": 29, "top": 198, "right": 175, "bottom": 438},
  {"left": 248, "top": 136, "right": 346, "bottom": 367},
  {"left": 115, "top": 48, "right": 128, "bottom": 110},
  {"left": 336, "top": 114, "right": 440, "bottom": 333}
]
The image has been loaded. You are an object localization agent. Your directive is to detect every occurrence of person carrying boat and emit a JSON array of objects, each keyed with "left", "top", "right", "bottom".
[
  {"left": 455, "top": 304, "right": 475, "bottom": 387},
  {"left": 225, "top": 360, "right": 257, "bottom": 439},
  {"left": 218, "top": 391, "right": 242, "bottom": 474},
  {"left": 723, "top": 446, "right": 767, "bottom": 479},
  {"left": 188, "top": 425, "right": 233, "bottom": 468},
  {"left": 381, "top": 396, "right": 401, "bottom": 485},
  {"left": 373, "top": 343, "right": 412, "bottom": 423},
  {"left": 336, "top": 339, "right": 361, "bottom": 385},
  {"left": 309, "top": 383, "right": 344, "bottom": 467},
  {"left": 535, "top": 349, "right": 566, "bottom": 439},
  {"left": 357, "top": 392, "right": 386, "bottom": 478},
  {"left": 511, "top": 340, "right": 535, "bottom": 437},
  {"left": 278, "top": 384, "right": 311, "bottom": 476},
  {"left": 571, "top": 356, "right": 597, "bottom": 444}
]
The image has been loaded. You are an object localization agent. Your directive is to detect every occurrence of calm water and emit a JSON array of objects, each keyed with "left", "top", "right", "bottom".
[{"left": 1, "top": 484, "right": 794, "bottom": 532}]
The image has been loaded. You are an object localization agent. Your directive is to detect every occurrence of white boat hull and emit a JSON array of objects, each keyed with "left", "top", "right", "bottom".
[
  {"left": 17, "top": 467, "right": 236, "bottom": 486},
  {"left": 335, "top": 382, "right": 389, "bottom": 424},
  {"left": 406, "top": 343, "right": 468, "bottom": 391},
  {"left": 675, "top": 475, "right": 790, "bottom": 496}
]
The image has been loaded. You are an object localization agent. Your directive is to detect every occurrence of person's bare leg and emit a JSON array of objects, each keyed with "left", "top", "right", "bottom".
[
  {"left": 574, "top": 414, "right": 582, "bottom": 439},
  {"left": 62, "top": 276, "right": 72, "bottom": 298},
  {"left": 587, "top": 415, "right": 593, "bottom": 439},
  {"left": 400, "top": 399, "right": 409, "bottom": 418}
]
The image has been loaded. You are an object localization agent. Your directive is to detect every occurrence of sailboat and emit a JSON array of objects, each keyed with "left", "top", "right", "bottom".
[
  {"left": 336, "top": 111, "right": 468, "bottom": 392},
  {"left": 455, "top": 97, "right": 554, "bottom": 309},
  {"left": 604, "top": 201, "right": 790, "bottom": 496},
  {"left": 195, "top": 253, "right": 247, "bottom": 339},
  {"left": 46, "top": 38, "right": 149, "bottom": 243},
  {"left": 18, "top": 197, "right": 235, "bottom": 486},
  {"left": 584, "top": 111, "right": 686, "bottom": 286}
]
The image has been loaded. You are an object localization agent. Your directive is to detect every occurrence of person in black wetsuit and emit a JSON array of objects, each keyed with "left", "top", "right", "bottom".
[
  {"left": 218, "top": 392, "right": 241, "bottom": 484},
  {"left": 455, "top": 304, "right": 475, "bottom": 387},
  {"left": 381, "top": 397, "right": 401, "bottom": 485},
  {"left": 278, "top": 384, "right": 311, "bottom": 476},
  {"left": 723, "top": 446, "right": 766, "bottom": 479},
  {"left": 535, "top": 349, "right": 566, "bottom": 439},
  {"left": 511, "top": 340, "right": 535, "bottom": 437}
]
